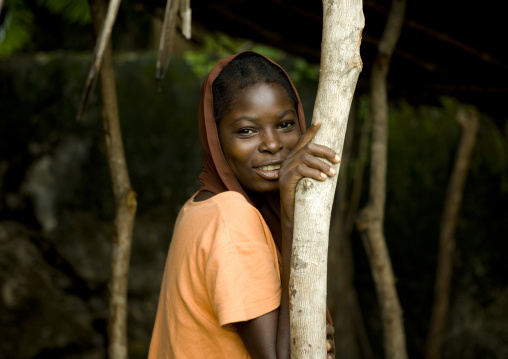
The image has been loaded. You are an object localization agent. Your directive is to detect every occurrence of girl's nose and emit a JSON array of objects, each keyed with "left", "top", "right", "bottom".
[{"left": 259, "top": 130, "right": 283, "bottom": 154}]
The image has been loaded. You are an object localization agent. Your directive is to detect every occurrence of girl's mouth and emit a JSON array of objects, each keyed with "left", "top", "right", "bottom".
[{"left": 254, "top": 164, "right": 281, "bottom": 180}]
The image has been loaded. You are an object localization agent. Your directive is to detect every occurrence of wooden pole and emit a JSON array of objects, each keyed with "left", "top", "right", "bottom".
[
  {"left": 89, "top": 1, "right": 137, "bottom": 358},
  {"left": 425, "top": 107, "right": 480, "bottom": 359},
  {"left": 290, "top": 0, "right": 364, "bottom": 357},
  {"left": 355, "top": 0, "right": 407, "bottom": 358}
]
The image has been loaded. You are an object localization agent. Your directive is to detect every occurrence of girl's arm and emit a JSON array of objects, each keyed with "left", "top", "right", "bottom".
[{"left": 235, "top": 120, "right": 339, "bottom": 359}]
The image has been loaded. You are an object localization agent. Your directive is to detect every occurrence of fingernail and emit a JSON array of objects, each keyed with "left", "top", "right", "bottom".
[
  {"left": 314, "top": 119, "right": 322, "bottom": 126},
  {"left": 321, "top": 172, "right": 327, "bottom": 178},
  {"left": 335, "top": 154, "right": 341, "bottom": 163},
  {"left": 330, "top": 167, "right": 337, "bottom": 175}
]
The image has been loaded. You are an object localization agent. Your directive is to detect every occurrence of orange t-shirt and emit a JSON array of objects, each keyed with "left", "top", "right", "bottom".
[{"left": 148, "top": 191, "right": 281, "bottom": 359}]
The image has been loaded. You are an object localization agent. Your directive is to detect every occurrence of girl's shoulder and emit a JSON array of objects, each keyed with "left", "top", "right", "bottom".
[
  {"left": 188, "top": 190, "right": 251, "bottom": 210},
  {"left": 185, "top": 191, "right": 265, "bottom": 235}
]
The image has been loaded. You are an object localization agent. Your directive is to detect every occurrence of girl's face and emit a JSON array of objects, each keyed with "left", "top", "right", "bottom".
[{"left": 218, "top": 83, "right": 301, "bottom": 194}]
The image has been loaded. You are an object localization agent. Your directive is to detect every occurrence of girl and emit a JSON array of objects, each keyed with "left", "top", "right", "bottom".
[{"left": 149, "top": 52, "right": 338, "bottom": 359}]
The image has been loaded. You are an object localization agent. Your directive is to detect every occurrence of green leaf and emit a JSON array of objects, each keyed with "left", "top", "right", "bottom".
[{"left": 0, "top": 1, "right": 34, "bottom": 57}]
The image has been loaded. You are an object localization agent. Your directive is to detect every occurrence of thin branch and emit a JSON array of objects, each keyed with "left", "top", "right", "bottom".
[
  {"left": 179, "top": 0, "right": 192, "bottom": 39},
  {"left": 78, "top": 0, "right": 122, "bottom": 120},
  {"left": 89, "top": 1, "right": 137, "bottom": 358},
  {"left": 356, "top": 0, "right": 408, "bottom": 358},
  {"left": 425, "top": 107, "right": 480, "bottom": 359},
  {"left": 155, "top": 0, "right": 179, "bottom": 81}
]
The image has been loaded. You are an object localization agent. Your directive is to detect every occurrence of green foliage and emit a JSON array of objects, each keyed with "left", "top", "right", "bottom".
[
  {"left": 184, "top": 32, "right": 283, "bottom": 79},
  {"left": 0, "top": 0, "right": 90, "bottom": 57},
  {"left": 37, "top": 0, "right": 91, "bottom": 25},
  {"left": 289, "top": 57, "right": 319, "bottom": 85},
  {"left": 0, "top": 0, "right": 33, "bottom": 57},
  {"left": 183, "top": 32, "right": 318, "bottom": 85}
]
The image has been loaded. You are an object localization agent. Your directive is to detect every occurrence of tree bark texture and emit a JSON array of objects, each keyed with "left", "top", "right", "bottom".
[
  {"left": 290, "top": 1, "right": 364, "bottom": 358},
  {"left": 328, "top": 100, "right": 360, "bottom": 359},
  {"left": 90, "top": 1, "right": 138, "bottom": 358},
  {"left": 425, "top": 107, "right": 479, "bottom": 359},
  {"left": 355, "top": 0, "right": 407, "bottom": 358}
]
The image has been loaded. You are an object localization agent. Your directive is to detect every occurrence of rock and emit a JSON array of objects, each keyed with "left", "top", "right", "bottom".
[{"left": 0, "top": 221, "right": 104, "bottom": 359}]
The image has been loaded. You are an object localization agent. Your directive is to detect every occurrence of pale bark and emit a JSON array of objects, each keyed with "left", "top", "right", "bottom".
[
  {"left": 355, "top": 0, "right": 407, "bottom": 358},
  {"left": 290, "top": 0, "right": 364, "bottom": 357},
  {"left": 156, "top": 0, "right": 180, "bottom": 80},
  {"left": 328, "top": 100, "right": 360, "bottom": 359},
  {"left": 156, "top": 0, "right": 193, "bottom": 80},
  {"left": 425, "top": 107, "right": 480, "bottom": 359},
  {"left": 89, "top": 1, "right": 137, "bottom": 358},
  {"left": 78, "top": 0, "right": 122, "bottom": 118}
]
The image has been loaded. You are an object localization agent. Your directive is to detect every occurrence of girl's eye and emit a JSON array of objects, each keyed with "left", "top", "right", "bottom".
[
  {"left": 278, "top": 121, "right": 295, "bottom": 129},
  {"left": 237, "top": 128, "right": 255, "bottom": 135}
]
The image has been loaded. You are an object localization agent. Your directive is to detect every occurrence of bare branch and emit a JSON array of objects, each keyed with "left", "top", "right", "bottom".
[
  {"left": 89, "top": 1, "right": 137, "bottom": 358},
  {"left": 77, "top": 0, "right": 122, "bottom": 119},
  {"left": 180, "top": 0, "right": 192, "bottom": 39},
  {"left": 425, "top": 107, "right": 480, "bottom": 359},
  {"left": 290, "top": 0, "right": 364, "bottom": 357},
  {"left": 155, "top": 0, "right": 180, "bottom": 81},
  {"left": 356, "top": 0, "right": 408, "bottom": 358}
]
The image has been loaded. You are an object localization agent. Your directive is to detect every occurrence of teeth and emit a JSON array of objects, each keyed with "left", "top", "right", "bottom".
[{"left": 259, "top": 164, "right": 281, "bottom": 171}]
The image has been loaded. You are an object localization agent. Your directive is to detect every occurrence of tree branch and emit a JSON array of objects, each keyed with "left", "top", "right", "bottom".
[
  {"left": 355, "top": 0, "right": 408, "bottom": 358},
  {"left": 290, "top": 0, "right": 364, "bottom": 357},
  {"left": 89, "top": 1, "right": 137, "bottom": 358},
  {"left": 425, "top": 107, "right": 480, "bottom": 359}
]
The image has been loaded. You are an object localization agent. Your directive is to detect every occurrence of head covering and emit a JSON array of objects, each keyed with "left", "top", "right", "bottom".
[{"left": 198, "top": 51, "right": 307, "bottom": 204}]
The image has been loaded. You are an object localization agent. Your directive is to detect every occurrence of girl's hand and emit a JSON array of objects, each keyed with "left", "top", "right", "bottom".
[
  {"left": 327, "top": 323, "right": 336, "bottom": 359},
  {"left": 278, "top": 119, "right": 340, "bottom": 221}
]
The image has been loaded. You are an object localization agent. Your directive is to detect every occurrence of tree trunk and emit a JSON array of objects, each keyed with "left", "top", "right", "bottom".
[
  {"left": 290, "top": 0, "right": 364, "bottom": 357},
  {"left": 355, "top": 0, "right": 407, "bottom": 358},
  {"left": 89, "top": 1, "right": 138, "bottom": 359},
  {"left": 425, "top": 107, "right": 480, "bottom": 359},
  {"left": 328, "top": 100, "right": 361, "bottom": 359}
]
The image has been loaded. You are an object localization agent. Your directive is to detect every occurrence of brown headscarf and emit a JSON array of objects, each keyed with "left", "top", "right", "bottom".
[{"left": 197, "top": 51, "right": 307, "bottom": 204}]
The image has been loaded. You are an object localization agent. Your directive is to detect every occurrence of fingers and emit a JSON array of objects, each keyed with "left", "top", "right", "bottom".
[
  {"left": 295, "top": 154, "right": 336, "bottom": 182},
  {"left": 326, "top": 324, "right": 335, "bottom": 358},
  {"left": 291, "top": 119, "right": 322, "bottom": 154},
  {"left": 326, "top": 324, "right": 335, "bottom": 336},
  {"left": 304, "top": 142, "right": 341, "bottom": 165}
]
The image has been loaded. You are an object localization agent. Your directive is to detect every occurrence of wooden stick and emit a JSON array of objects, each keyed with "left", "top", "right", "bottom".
[
  {"left": 425, "top": 107, "right": 480, "bottom": 359},
  {"left": 290, "top": 0, "right": 364, "bottom": 357},
  {"left": 355, "top": 0, "right": 408, "bottom": 358},
  {"left": 155, "top": 0, "right": 180, "bottom": 81},
  {"left": 180, "top": 0, "right": 192, "bottom": 39},
  {"left": 89, "top": 1, "right": 137, "bottom": 358},
  {"left": 328, "top": 100, "right": 361, "bottom": 359},
  {"left": 78, "top": 0, "right": 122, "bottom": 119}
]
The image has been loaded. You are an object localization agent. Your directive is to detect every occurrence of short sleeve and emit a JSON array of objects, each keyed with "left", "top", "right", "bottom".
[{"left": 205, "top": 201, "right": 281, "bottom": 326}]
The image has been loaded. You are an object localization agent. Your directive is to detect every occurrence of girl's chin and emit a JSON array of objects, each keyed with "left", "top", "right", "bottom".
[{"left": 244, "top": 183, "right": 280, "bottom": 196}]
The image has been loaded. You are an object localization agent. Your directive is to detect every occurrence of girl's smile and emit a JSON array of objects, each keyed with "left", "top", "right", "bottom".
[{"left": 217, "top": 83, "right": 302, "bottom": 194}]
